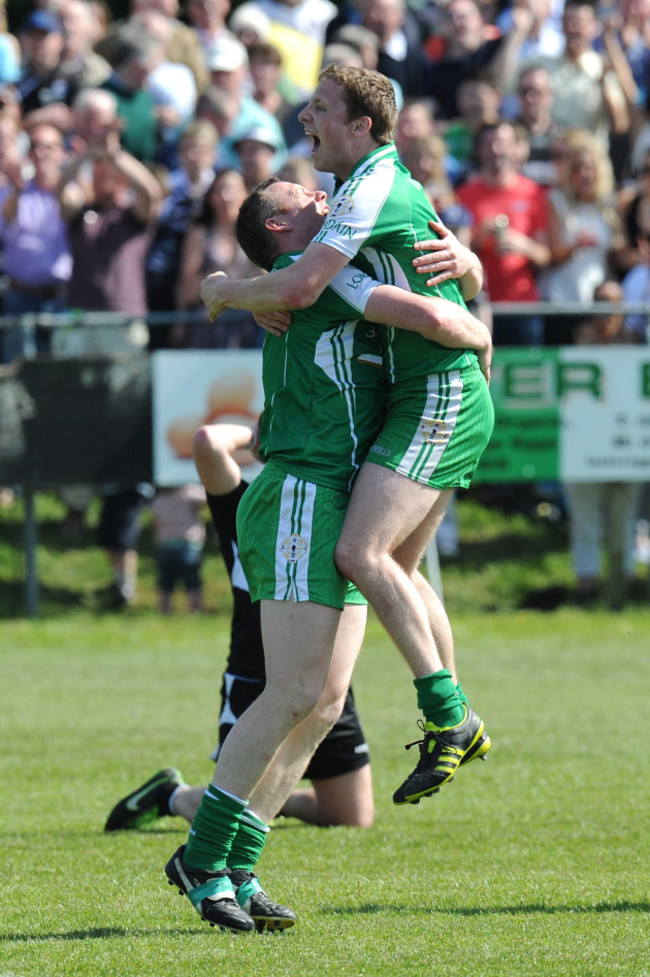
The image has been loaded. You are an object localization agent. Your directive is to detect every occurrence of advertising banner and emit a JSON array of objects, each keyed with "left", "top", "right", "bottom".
[
  {"left": 152, "top": 350, "right": 265, "bottom": 486},
  {"left": 476, "top": 347, "right": 650, "bottom": 483}
]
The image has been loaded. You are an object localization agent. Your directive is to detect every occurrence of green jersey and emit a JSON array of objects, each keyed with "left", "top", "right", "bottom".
[
  {"left": 313, "top": 143, "right": 479, "bottom": 384},
  {"left": 258, "top": 252, "right": 385, "bottom": 492}
]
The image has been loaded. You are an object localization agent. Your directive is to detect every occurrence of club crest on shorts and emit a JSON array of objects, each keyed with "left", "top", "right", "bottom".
[
  {"left": 281, "top": 534, "right": 308, "bottom": 563},
  {"left": 420, "top": 417, "right": 450, "bottom": 445}
]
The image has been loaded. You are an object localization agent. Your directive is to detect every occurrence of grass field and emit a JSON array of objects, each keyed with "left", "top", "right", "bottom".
[
  {"left": 1, "top": 493, "right": 649, "bottom": 976},
  {"left": 0, "top": 485, "right": 602, "bottom": 618}
]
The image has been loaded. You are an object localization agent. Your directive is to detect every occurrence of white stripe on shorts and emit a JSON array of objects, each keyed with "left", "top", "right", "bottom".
[
  {"left": 274, "top": 474, "right": 316, "bottom": 601},
  {"left": 397, "top": 371, "right": 463, "bottom": 483}
]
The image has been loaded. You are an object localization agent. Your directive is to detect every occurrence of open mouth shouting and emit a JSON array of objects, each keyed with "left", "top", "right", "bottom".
[{"left": 304, "top": 129, "right": 321, "bottom": 157}]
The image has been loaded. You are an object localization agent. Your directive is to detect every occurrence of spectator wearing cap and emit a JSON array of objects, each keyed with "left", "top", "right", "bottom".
[
  {"left": 234, "top": 123, "right": 280, "bottom": 190},
  {"left": 229, "top": 2, "right": 272, "bottom": 49},
  {"left": 207, "top": 35, "right": 287, "bottom": 172},
  {"left": 17, "top": 9, "right": 85, "bottom": 123}
]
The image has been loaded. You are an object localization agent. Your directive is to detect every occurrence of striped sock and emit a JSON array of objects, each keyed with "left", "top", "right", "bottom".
[
  {"left": 183, "top": 784, "right": 248, "bottom": 871},
  {"left": 227, "top": 809, "right": 270, "bottom": 873}
]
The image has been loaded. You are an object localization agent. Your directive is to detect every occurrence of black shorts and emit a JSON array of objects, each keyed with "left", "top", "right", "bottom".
[
  {"left": 97, "top": 488, "right": 148, "bottom": 552},
  {"left": 212, "top": 673, "right": 370, "bottom": 781}
]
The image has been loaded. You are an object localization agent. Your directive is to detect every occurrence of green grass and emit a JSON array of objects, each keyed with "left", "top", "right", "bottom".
[
  {"left": 2, "top": 612, "right": 649, "bottom": 976},
  {"left": 0, "top": 485, "right": 584, "bottom": 619},
  {"left": 1, "top": 493, "right": 649, "bottom": 975}
]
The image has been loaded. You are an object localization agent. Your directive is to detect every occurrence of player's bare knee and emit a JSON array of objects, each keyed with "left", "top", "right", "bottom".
[
  {"left": 280, "top": 683, "right": 323, "bottom": 726},
  {"left": 335, "top": 536, "right": 369, "bottom": 582}
]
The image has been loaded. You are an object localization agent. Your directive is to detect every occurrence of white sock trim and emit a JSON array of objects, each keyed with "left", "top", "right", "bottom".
[
  {"left": 168, "top": 785, "right": 182, "bottom": 816},
  {"left": 205, "top": 784, "right": 249, "bottom": 808},
  {"left": 241, "top": 809, "right": 270, "bottom": 832}
]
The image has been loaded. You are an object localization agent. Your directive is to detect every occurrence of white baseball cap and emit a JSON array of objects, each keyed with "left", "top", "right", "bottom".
[{"left": 206, "top": 35, "right": 249, "bottom": 73}]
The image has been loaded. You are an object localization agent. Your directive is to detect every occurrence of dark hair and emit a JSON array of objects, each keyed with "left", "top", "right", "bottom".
[
  {"left": 318, "top": 64, "right": 397, "bottom": 144},
  {"left": 234, "top": 177, "right": 281, "bottom": 271},
  {"left": 473, "top": 117, "right": 519, "bottom": 153},
  {"left": 563, "top": 0, "right": 598, "bottom": 11},
  {"left": 458, "top": 67, "right": 499, "bottom": 90},
  {"left": 196, "top": 168, "right": 244, "bottom": 227},
  {"left": 247, "top": 41, "right": 283, "bottom": 66}
]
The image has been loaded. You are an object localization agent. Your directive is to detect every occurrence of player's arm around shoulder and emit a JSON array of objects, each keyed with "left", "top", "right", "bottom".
[{"left": 200, "top": 244, "right": 351, "bottom": 319}]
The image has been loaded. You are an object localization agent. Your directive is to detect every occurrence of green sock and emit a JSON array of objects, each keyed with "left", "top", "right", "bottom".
[
  {"left": 456, "top": 681, "right": 469, "bottom": 706},
  {"left": 414, "top": 670, "right": 465, "bottom": 729},
  {"left": 184, "top": 785, "right": 247, "bottom": 871},
  {"left": 227, "top": 810, "right": 269, "bottom": 873}
]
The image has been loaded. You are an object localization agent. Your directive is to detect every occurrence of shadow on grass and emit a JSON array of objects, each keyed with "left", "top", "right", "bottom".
[
  {"left": 3, "top": 900, "right": 647, "bottom": 944},
  {"left": 323, "top": 899, "right": 650, "bottom": 917},
  {"left": 0, "top": 926, "right": 215, "bottom": 944}
]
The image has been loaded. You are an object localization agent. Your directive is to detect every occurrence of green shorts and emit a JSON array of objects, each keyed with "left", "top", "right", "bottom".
[
  {"left": 365, "top": 362, "right": 494, "bottom": 489},
  {"left": 236, "top": 462, "right": 365, "bottom": 610}
]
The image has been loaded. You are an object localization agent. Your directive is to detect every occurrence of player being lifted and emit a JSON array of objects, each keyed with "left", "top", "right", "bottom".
[
  {"left": 201, "top": 66, "right": 494, "bottom": 808},
  {"left": 163, "top": 171, "right": 493, "bottom": 935}
]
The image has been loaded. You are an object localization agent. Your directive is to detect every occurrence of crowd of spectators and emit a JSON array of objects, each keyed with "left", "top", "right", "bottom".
[
  {"left": 1, "top": 0, "right": 649, "bottom": 354},
  {"left": 1, "top": 0, "right": 650, "bottom": 607}
]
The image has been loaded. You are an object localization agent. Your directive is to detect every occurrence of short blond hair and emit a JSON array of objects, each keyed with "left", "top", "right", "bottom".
[{"left": 319, "top": 64, "right": 397, "bottom": 144}]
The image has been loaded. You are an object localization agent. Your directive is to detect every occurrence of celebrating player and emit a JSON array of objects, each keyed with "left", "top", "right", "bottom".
[
  {"left": 201, "top": 66, "right": 493, "bottom": 808},
  {"left": 165, "top": 175, "right": 492, "bottom": 934}
]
